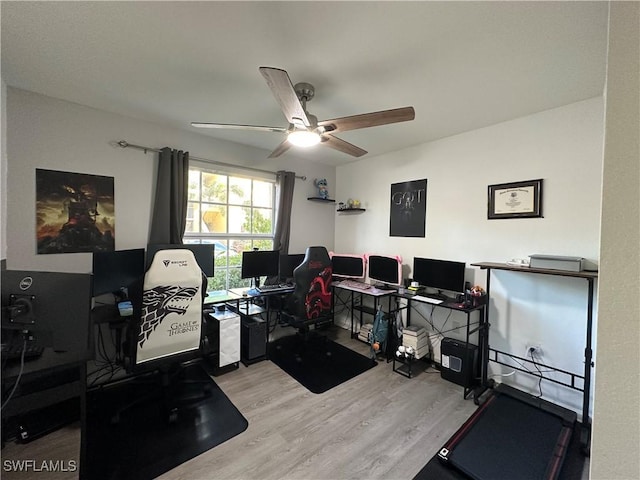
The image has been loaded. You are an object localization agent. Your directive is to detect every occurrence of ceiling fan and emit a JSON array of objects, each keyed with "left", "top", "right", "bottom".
[{"left": 191, "top": 67, "right": 415, "bottom": 158}]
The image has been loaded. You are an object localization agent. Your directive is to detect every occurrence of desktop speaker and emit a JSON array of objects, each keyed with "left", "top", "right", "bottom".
[
  {"left": 440, "top": 337, "right": 479, "bottom": 388},
  {"left": 241, "top": 317, "right": 267, "bottom": 365}
]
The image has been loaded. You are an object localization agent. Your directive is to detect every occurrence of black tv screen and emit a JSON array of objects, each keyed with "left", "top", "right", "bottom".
[
  {"left": 241, "top": 250, "right": 280, "bottom": 279},
  {"left": 412, "top": 257, "right": 466, "bottom": 294},
  {"left": 92, "top": 248, "right": 145, "bottom": 296}
]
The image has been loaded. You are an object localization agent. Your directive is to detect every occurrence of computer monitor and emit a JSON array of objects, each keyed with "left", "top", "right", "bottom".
[
  {"left": 366, "top": 254, "right": 403, "bottom": 287},
  {"left": 329, "top": 253, "right": 366, "bottom": 279},
  {"left": 412, "top": 257, "right": 466, "bottom": 295},
  {"left": 1, "top": 269, "right": 92, "bottom": 356},
  {"left": 279, "top": 253, "right": 305, "bottom": 282},
  {"left": 146, "top": 244, "right": 215, "bottom": 277},
  {"left": 241, "top": 250, "right": 280, "bottom": 280},
  {"left": 92, "top": 248, "right": 145, "bottom": 297}
]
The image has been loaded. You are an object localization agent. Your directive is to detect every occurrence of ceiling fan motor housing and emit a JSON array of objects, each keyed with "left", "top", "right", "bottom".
[{"left": 294, "top": 82, "right": 315, "bottom": 102}]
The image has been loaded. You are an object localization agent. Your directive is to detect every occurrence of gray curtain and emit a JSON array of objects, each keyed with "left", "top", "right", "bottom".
[
  {"left": 272, "top": 170, "right": 296, "bottom": 254},
  {"left": 148, "top": 147, "right": 189, "bottom": 245}
]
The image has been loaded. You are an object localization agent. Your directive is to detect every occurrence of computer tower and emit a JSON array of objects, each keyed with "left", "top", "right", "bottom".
[
  {"left": 440, "top": 337, "right": 479, "bottom": 388},
  {"left": 241, "top": 317, "right": 267, "bottom": 365}
]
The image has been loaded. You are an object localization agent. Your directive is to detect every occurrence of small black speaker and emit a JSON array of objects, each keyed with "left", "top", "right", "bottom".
[
  {"left": 440, "top": 337, "right": 479, "bottom": 388},
  {"left": 241, "top": 317, "right": 267, "bottom": 364}
]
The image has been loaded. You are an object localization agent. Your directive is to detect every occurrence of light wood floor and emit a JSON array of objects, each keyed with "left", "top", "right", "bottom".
[{"left": 1, "top": 326, "right": 483, "bottom": 480}]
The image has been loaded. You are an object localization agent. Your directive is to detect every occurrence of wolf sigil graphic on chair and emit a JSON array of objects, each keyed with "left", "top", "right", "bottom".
[{"left": 138, "top": 285, "right": 199, "bottom": 348}]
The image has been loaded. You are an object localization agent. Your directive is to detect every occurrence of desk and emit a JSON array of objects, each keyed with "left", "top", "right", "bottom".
[
  {"left": 332, "top": 283, "right": 396, "bottom": 338},
  {"left": 2, "top": 348, "right": 88, "bottom": 444},
  {"left": 394, "top": 293, "right": 486, "bottom": 398},
  {"left": 227, "top": 286, "right": 295, "bottom": 361},
  {"left": 204, "top": 289, "right": 243, "bottom": 306},
  {"left": 471, "top": 262, "right": 597, "bottom": 454},
  {"left": 226, "top": 286, "right": 294, "bottom": 317}
]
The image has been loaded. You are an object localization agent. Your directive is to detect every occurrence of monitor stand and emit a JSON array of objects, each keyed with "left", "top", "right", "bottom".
[{"left": 426, "top": 290, "right": 449, "bottom": 301}]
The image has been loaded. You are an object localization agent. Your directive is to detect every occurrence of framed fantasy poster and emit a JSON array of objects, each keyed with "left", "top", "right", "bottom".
[
  {"left": 389, "top": 178, "right": 427, "bottom": 237},
  {"left": 36, "top": 168, "right": 115, "bottom": 254}
]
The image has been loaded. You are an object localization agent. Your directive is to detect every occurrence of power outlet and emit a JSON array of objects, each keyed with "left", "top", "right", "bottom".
[{"left": 526, "top": 343, "right": 542, "bottom": 358}]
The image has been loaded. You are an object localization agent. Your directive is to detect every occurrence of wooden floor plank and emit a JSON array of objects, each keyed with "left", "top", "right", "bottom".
[{"left": 1, "top": 326, "right": 481, "bottom": 480}]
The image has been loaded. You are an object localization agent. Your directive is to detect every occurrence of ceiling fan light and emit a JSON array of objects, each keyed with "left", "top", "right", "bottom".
[{"left": 287, "top": 130, "right": 321, "bottom": 147}]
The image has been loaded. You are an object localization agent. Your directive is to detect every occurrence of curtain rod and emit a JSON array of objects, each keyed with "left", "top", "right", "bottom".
[{"left": 115, "top": 140, "right": 306, "bottom": 181}]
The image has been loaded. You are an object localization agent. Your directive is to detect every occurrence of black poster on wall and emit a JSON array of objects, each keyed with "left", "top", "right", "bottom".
[{"left": 389, "top": 179, "right": 427, "bottom": 237}]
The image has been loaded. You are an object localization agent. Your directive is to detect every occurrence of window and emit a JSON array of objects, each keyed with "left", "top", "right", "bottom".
[{"left": 184, "top": 166, "right": 275, "bottom": 291}]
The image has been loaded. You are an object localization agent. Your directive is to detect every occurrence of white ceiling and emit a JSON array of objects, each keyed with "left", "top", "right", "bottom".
[{"left": 1, "top": 1, "right": 609, "bottom": 166}]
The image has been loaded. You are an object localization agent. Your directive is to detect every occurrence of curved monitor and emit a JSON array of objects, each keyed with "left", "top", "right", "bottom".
[
  {"left": 412, "top": 257, "right": 466, "bottom": 294},
  {"left": 329, "top": 252, "right": 366, "bottom": 279},
  {"left": 366, "top": 254, "right": 403, "bottom": 286}
]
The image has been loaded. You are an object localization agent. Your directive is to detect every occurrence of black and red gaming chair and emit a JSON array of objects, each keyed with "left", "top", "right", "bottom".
[{"left": 281, "top": 246, "right": 333, "bottom": 334}]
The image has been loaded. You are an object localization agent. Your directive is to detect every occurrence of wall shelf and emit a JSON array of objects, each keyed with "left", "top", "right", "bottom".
[
  {"left": 307, "top": 197, "right": 335, "bottom": 203},
  {"left": 337, "top": 208, "right": 366, "bottom": 213}
]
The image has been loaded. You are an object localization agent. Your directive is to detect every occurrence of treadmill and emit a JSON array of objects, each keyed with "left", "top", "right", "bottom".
[{"left": 437, "top": 383, "right": 577, "bottom": 480}]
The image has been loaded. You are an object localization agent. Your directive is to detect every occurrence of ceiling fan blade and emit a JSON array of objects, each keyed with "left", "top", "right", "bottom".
[
  {"left": 267, "top": 139, "right": 292, "bottom": 159},
  {"left": 191, "top": 122, "right": 287, "bottom": 133},
  {"left": 321, "top": 134, "right": 367, "bottom": 157},
  {"left": 259, "top": 66, "right": 310, "bottom": 127},
  {"left": 318, "top": 106, "right": 415, "bottom": 134}
]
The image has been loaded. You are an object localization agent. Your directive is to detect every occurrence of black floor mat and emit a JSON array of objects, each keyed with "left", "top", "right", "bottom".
[
  {"left": 84, "top": 363, "right": 248, "bottom": 480},
  {"left": 268, "top": 334, "right": 377, "bottom": 394}
]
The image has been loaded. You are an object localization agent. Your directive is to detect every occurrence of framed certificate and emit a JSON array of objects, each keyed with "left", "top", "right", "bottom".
[{"left": 488, "top": 179, "right": 543, "bottom": 219}]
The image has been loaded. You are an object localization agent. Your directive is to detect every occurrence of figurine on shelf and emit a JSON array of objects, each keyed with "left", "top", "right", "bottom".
[{"left": 314, "top": 178, "right": 329, "bottom": 199}]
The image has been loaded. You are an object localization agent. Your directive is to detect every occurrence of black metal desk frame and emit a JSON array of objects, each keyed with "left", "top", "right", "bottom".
[
  {"left": 332, "top": 284, "right": 395, "bottom": 338},
  {"left": 394, "top": 293, "right": 486, "bottom": 398},
  {"left": 471, "top": 262, "right": 597, "bottom": 454}
]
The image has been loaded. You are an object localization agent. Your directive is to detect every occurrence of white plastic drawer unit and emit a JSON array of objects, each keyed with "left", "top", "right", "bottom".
[{"left": 212, "top": 311, "right": 241, "bottom": 367}]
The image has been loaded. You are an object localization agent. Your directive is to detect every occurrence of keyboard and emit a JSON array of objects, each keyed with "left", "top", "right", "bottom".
[
  {"left": 337, "top": 280, "right": 371, "bottom": 290},
  {"left": 412, "top": 295, "right": 444, "bottom": 305},
  {"left": 256, "top": 284, "right": 293, "bottom": 293},
  {"left": 1, "top": 343, "right": 45, "bottom": 361}
]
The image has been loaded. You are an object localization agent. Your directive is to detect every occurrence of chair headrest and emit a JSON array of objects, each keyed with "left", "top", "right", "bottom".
[{"left": 145, "top": 249, "right": 203, "bottom": 286}]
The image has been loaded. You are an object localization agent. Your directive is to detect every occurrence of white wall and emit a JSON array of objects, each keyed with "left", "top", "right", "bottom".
[
  {"left": 4, "top": 88, "right": 335, "bottom": 273},
  {"left": 335, "top": 97, "right": 604, "bottom": 416},
  {"left": 591, "top": 2, "right": 640, "bottom": 478}
]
